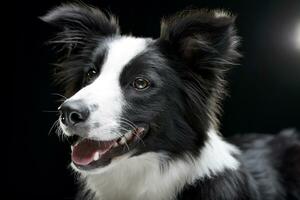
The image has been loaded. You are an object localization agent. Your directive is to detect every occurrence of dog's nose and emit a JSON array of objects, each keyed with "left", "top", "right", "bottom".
[{"left": 59, "top": 100, "right": 90, "bottom": 126}]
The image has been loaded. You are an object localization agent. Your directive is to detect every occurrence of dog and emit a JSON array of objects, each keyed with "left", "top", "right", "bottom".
[{"left": 41, "top": 3, "right": 300, "bottom": 200}]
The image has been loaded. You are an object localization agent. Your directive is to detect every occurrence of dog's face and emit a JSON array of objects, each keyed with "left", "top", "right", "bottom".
[
  {"left": 42, "top": 4, "right": 239, "bottom": 172},
  {"left": 58, "top": 36, "right": 182, "bottom": 171}
]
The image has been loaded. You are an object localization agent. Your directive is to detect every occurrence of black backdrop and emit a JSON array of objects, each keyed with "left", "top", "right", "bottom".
[{"left": 14, "top": 0, "right": 300, "bottom": 199}]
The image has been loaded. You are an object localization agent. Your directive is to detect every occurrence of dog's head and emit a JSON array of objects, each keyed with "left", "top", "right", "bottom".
[{"left": 42, "top": 4, "right": 239, "bottom": 172}]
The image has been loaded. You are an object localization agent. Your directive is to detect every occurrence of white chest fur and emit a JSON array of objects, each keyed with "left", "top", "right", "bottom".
[{"left": 75, "top": 129, "right": 240, "bottom": 200}]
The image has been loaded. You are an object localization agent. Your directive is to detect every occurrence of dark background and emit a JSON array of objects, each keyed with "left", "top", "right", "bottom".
[{"left": 13, "top": 0, "right": 300, "bottom": 199}]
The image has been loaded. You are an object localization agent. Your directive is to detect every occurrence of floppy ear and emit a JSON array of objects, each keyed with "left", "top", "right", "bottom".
[
  {"left": 160, "top": 9, "right": 240, "bottom": 72},
  {"left": 160, "top": 10, "right": 240, "bottom": 130},
  {"left": 40, "top": 3, "right": 120, "bottom": 55}
]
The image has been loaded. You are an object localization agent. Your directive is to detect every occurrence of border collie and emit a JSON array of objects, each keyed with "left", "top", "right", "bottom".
[{"left": 41, "top": 3, "right": 300, "bottom": 200}]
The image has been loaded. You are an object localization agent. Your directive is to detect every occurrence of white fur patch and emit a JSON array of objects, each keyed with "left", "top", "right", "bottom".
[
  {"left": 62, "top": 36, "right": 148, "bottom": 140},
  {"left": 195, "top": 128, "right": 240, "bottom": 177},
  {"left": 214, "top": 10, "right": 231, "bottom": 18},
  {"left": 75, "top": 128, "right": 240, "bottom": 200}
]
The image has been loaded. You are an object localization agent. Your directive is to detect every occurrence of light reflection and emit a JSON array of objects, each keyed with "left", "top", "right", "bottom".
[{"left": 295, "top": 22, "right": 300, "bottom": 50}]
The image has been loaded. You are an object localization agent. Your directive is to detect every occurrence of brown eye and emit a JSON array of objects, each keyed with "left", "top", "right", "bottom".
[
  {"left": 87, "top": 69, "right": 98, "bottom": 82},
  {"left": 132, "top": 77, "right": 150, "bottom": 90}
]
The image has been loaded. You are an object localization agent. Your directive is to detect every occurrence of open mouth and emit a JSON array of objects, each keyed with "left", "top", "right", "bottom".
[{"left": 71, "top": 126, "right": 148, "bottom": 171}]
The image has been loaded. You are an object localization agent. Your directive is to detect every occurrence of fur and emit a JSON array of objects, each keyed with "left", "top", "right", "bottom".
[{"left": 41, "top": 3, "right": 300, "bottom": 200}]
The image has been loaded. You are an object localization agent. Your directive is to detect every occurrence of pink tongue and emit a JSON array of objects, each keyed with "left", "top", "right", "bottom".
[{"left": 72, "top": 139, "right": 115, "bottom": 166}]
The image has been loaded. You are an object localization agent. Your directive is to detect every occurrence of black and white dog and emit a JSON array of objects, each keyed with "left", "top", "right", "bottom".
[{"left": 42, "top": 3, "right": 300, "bottom": 200}]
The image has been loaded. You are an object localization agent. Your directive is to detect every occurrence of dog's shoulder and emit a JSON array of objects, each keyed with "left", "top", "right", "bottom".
[{"left": 177, "top": 168, "right": 260, "bottom": 200}]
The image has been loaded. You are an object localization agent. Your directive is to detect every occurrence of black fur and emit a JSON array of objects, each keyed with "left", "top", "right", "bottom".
[
  {"left": 42, "top": 3, "right": 300, "bottom": 200},
  {"left": 41, "top": 3, "right": 119, "bottom": 96},
  {"left": 177, "top": 130, "right": 300, "bottom": 200}
]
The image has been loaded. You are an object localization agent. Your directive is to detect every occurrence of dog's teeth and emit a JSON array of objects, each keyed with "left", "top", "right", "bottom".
[
  {"left": 125, "top": 131, "right": 133, "bottom": 140},
  {"left": 93, "top": 152, "right": 100, "bottom": 161},
  {"left": 71, "top": 145, "right": 74, "bottom": 151},
  {"left": 136, "top": 127, "right": 145, "bottom": 135},
  {"left": 119, "top": 137, "right": 127, "bottom": 145},
  {"left": 113, "top": 142, "right": 119, "bottom": 148}
]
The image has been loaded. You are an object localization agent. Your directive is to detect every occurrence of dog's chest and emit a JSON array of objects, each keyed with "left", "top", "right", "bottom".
[{"left": 84, "top": 153, "right": 194, "bottom": 200}]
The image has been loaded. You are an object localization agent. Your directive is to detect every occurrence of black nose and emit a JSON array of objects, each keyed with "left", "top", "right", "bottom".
[{"left": 59, "top": 100, "right": 90, "bottom": 126}]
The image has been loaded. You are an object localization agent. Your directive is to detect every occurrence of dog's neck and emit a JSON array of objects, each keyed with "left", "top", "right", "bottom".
[{"left": 77, "top": 129, "right": 240, "bottom": 200}]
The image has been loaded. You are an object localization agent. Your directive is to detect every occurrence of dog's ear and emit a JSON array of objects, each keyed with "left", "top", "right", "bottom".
[
  {"left": 40, "top": 3, "right": 120, "bottom": 55},
  {"left": 160, "top": 10, "right": 240, "bottom": 130},
  {"left": 160, "top": 9, "right": 240, "bottom": 72}
]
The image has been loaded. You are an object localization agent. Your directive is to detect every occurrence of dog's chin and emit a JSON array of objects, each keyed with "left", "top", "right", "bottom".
[{"left": 69, "top": 124, "right": 149, "bottom": 172}]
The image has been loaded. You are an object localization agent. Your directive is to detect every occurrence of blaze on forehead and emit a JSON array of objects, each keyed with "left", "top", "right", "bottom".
[{"left": 94, "top": 36, "right": 150, "bottom": 82}]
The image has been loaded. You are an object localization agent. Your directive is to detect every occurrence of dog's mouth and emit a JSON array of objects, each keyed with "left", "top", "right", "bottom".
[{"left": 70, "top": 126, "right": 148, "bottom": 171}]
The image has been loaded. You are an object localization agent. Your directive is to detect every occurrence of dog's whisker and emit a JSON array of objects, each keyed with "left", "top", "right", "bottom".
[
  {"left": 118, "top": 127, "right": 132, "bottom": 151},
  {"left": 118, "top": 117, "right": 138, "bottom": 128},
  {"left": 48, "top": 120, "right": 59, "bottom": 136},
  {"left": 118, "top": 120, "right": 136, "bottom": 131},
  {"left": 132, "top": 131, "right": 146, "bottom": 147},
  {"left": 54, "top": 123, "right": 67, "bottom": 142},
  {"left": 51, "top": 93, "right": 67, "bottom": 100},
  {"left": 118, "top": 126, "right": 145, "bottom": 149}
]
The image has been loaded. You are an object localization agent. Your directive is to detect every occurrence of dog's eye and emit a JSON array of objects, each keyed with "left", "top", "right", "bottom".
[
  {"left": 132, "top": 77, "right": 150, "bottom": 90},
  {"left": 87, "top": 69, "right": 98, "bottom": 82}
]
